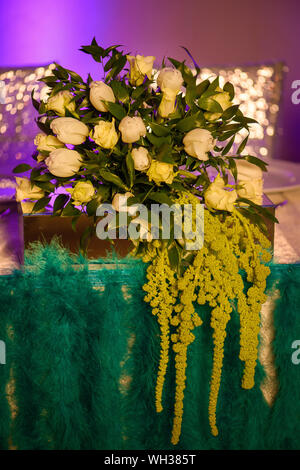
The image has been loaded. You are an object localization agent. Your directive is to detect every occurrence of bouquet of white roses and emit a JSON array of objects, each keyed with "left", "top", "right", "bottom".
[
  {"left": 14, "top": 38, "right": 274, "bottom": 257},
  {"left": 13, "top": 39, "right": 277, "bottom": 444}
]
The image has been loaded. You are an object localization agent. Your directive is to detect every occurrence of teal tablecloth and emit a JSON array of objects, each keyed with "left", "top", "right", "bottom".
[{"left": 0, "top": 243, "right": 299, "bottom": 450}]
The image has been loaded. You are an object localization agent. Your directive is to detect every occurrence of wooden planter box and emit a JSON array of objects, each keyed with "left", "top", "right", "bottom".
[{"left": 23, "top": 195, "right": 276, "bottom": 259}]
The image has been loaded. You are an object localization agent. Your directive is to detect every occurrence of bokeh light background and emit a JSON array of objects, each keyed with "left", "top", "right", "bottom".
[{"left": 0, "top": 0, "right": 300, "bottom": 173}]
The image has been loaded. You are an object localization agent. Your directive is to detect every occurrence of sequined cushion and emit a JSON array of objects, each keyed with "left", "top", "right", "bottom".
[{"left": 0, "top": 64, "right": 55, "bottom": 174}]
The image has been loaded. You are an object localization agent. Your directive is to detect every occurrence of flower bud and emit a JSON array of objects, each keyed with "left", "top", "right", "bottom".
[
  {"left": 183, "top": 128, "right": 215, "bottom": 160},
  {"left": 46, "top": 90, "right": 76, "bottom": 116},
  {"left": 127, "top": 55, "right": 156, "bottom": 86},
  {"left": 131, "top": 147, "right": 151, "bottom": 171},
  {"left": 45, "top": 148, "right": 82, "bottom": 177},
  {"left": 204, "top": 174, "right": 237, "bottom": 212},
  {"left": 89, "top": 81, "right": 116, "bottom": 112},
  {"left": 147, "top": 160, "right": 174, "bottom": 185},
  {"left": 92, "top": 119, "right": 119, "bottom": 149},
  {"left": 119, "top": 116, "right": 146, "bottom": 143},
  {"left": 50, "top": 117, "right": 89, "bottom": 145}
]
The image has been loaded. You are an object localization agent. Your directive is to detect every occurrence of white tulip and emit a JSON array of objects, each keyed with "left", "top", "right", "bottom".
[
  {"left": 50, "top": 117, "right": 89, "bottom": 145},
  {"left": 131, "top": 147, "right": 151, "bottom": 171},
  {"left": 45, "top": 148, "right": 82, "bottom": 177},
  {"left": 183, "top": 128, "right": 215, "bottom": 160},
  {"left": 89, "top": 81, "right": 116, "bottom": 112},
  {"left": 119, "top": 116, "right": 146, "bottom": 143}
]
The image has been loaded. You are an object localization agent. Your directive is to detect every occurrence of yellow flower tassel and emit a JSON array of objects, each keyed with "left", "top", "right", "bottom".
[
  {"left": 143, "top": 246, "right": 177, "bottom": 413},
  {"left": 142, "top": 204, "right": 272, "bottom": 444}
]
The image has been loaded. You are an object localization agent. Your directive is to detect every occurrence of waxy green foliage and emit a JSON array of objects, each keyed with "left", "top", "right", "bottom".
[{"left": 14, "top": 38, "right": 276, "bottom": 256}]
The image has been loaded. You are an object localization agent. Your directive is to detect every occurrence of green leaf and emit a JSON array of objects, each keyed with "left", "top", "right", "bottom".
[
  {"left": 149, "top": 192, "right": 173, "bottom": 205},
  {"left": 222, "top": 104, "right": 239, "bottom": 121},
  {"left": 245, "top": 155, "right": 268, "bottom": 172},
  {"left": 105, "top": 101, "right": 126, "bottom": 120},
  {"left": 80, "top": 42, "right": 105, "bottom": 62},
  {"left": 131, "top": 85, "right": 146, "bottom": 100},
  {"left": 53, "top": 194, "right": 69, "bottom": 213},
  {"left": 148, "top": 121, "right": 170, "bottom": 137},
  {"left": 227, "top": 158, "right": 237, "bottom": 181},
  {"left": 185, "top": 83, "right": 197, "bottom": 108},
  {"left": 86, "top": 198, "right": 101, "bottom": 216},
  {"left": 237, "top": 199, "right": 278, "bottom": 223},
  {"left": 110, "top": 80, "right": 129, "bottom": 103},
  {"left": 198, "top": 97, "right": 223, "bottom": 113},
  {"left": 32, "top": 173, "right": 53, "bottom": 182},
  {"left": 99, "top": 169, "right": 128, "bottom": 190},
  {"left": 237, "top": 134, "right": 249, "bottom": 154},
  {"left": 105, "top": 55, "right": 127, "bottom": 81},
  {"left": 176, "top": 110, "right": 205, "bottom": 132},
  {"left": 126, "top": 151, "right": 135, "bottom": 188},
  {"left": 156, "top": 144, "right": 175, "bottom": 164},
  {"left": 221, "top": 135, "right": 235, "bottom": 156},
  {"left": 62, "top": 202, "right": 81, "bottom": 217},
  {"left": 196, "top": 79, "right": 210, "bottom": 97},
  {"left": 13, "top": 164, "right": 32, "bottom": 173},
  {"left": 146, "top": 132, "right": 172, "bottom": 148},
  {"left": 223, "top": 82, "right": 235, "bottom": 100},
  {"left": 68, "top": 70, "right": 84, "bottom": 82},
  {"left": 31, "top": 89, "right": 40, "bottom": 111},
  {"left": 32, "top": 197, "right": 51, "bottom": 213},
  {"left": 168, "top": 244, "right": 179, "bottom": 270}
]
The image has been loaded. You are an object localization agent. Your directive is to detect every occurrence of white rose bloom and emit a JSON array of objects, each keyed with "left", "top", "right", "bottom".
[
  {"left": 127, "top": 55, "right": 156, "bottom": 86},
  {"left": 119, "top": 116, "right": 146, "bottom": 143},
  {"left": 45, "top": 148, "right": 82, "bottom": 177},
  {"left": 15, "top": 177, "right": 45, "bottom": 202},
  {"left": 235, "top": 159, "right": 263, "bottom": 181},
  {"left": 46, "top": 90, "right": 76, "bottom": 116},
  {"left": 204, "top": 174, "right": 237, "bottom": 212},
  {"left": 183, "top": 128, "right": 215, "bottom": 160},
  {"left": 131, "top": 147, "right": 151, "bottom": 171},
  {"left": 92, "top": 119, "right": 119, "bottom": 149},
  {"left": 157, "top": 67, "right": 184, "bottom": 118},
  {"left": 20, "top": 201, "right": 36, "bottom": 214},
  {"left": 68, "top": 181, "right": 95, "bottom": 206},
  {"left": 234, "top": 160, "right": 263, "bottom": 205},
  {"left": 50, "top": 117, "right": 89, "bottom": 145},
  {"left": 89, "top": 81, "right": 116, "bottom": 112},
  {"left": 34, "top": 133, "right": 65, "bottom": 152},
  {"left": 157, "top": 67, "right": 184, "bottom": 92},
  {"left": 112, "top": 192, "right": 136, "bottom": 216},
  {"left": 237, "top": 179, "right": 263, "bottom": 205},
  {"left": 130, "top": 217, "right": 153, "bottom": 242}
]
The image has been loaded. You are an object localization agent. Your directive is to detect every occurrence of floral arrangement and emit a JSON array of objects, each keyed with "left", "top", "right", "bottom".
[{"left": 14, "top": 39, "right": 277, "bottom": 445}]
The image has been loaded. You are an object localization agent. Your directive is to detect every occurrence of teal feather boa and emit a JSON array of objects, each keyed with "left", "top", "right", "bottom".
[{"left": 0, "top": 242, "right": 299, "bottom": 449}]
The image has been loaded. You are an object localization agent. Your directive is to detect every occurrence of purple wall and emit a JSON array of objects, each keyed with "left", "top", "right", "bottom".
[{"left": 1, "top": 0, "right": 300, "bottom": 162}]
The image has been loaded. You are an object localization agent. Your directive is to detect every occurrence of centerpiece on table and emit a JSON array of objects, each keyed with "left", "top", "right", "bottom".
[{"left": 13, "top": 38, "right": 277, "bottom": 445}]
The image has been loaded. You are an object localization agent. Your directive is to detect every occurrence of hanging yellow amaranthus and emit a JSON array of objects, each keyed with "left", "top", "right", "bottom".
[{"left": 142, "top": 197, "right": 272, "bottom": 444}]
